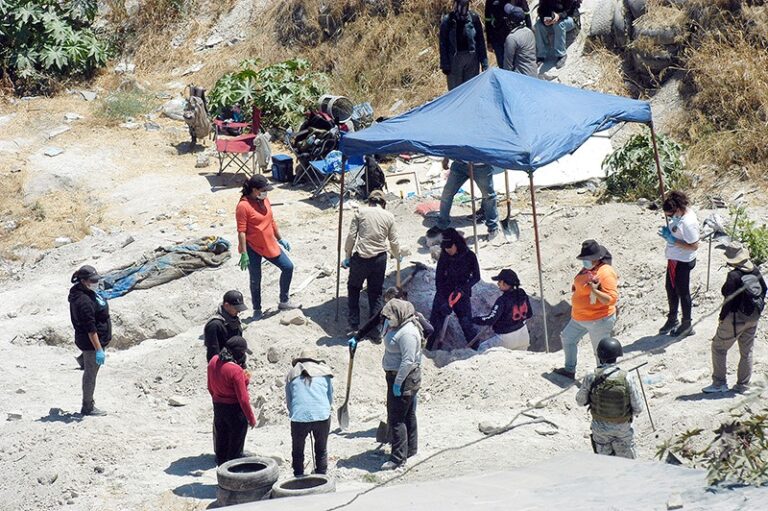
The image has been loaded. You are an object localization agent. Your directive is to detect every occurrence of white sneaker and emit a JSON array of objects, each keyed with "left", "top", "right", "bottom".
[
  {"left": 380, "top": 460, "right": 403, "bottom": 471},
  {"left": 278, "top": 300, "right": 301, "bottom": 310},
  {"left": 702, "top": 383, "right": 729, "bottom": 394}
]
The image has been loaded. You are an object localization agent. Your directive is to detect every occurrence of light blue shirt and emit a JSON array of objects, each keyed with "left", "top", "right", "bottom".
[{"left": 285, "top": 375, "right": 333, "bottom": 423}]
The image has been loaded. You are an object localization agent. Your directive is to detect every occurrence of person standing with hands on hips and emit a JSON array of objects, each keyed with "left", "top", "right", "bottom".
[
  {"left": 657, "top": 190, "right": 699, "bottom": 338},
  {"left": 69, "top": 265, "right": 111, "bottom": 416},
  {"left": 236, "top": 174, "right": 300, "bottom": 321}
]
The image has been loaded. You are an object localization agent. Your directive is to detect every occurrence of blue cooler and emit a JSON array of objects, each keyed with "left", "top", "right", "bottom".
[{"left": 271, "top": 155, "right": 294, "bottom": 182}]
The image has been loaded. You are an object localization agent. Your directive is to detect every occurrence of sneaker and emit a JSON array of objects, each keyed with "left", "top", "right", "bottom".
[
  {"left": 487, "top": 229, "right": 500, "bottom": 243},
  {"left": 251, "top": 310, "right": 263, "bottom": 321},
  {"left": 702, "top": 383, "right": 729, "bottom": 394},
  {"left": 81, "top": 406, "right": 107, "bottom": 416},
  {"left": 732, "top": 384, "right": 752, "bottom": 394},
  {"left": 553, "top": 367, "right": 576, "bottom": 380},
  {"left": 278, "top": 300, "right": 301, "bottom": 311},
  {"left": 380, "top": 460, "right": 404, "bottom": 471},
  {"left": 658, "top": 317, "right": 679, "bottom": 335},
  {"left": 555, "top": 55, "right": 567, "bottom": 69},
  {"left": 671, "top": 321, "right": 694, "bottom": 338}
]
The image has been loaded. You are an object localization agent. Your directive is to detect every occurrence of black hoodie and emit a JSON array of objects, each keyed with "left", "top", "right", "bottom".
[
  {"left": 68, "top": 283, "right": 112, "bottom": 351},
  {"left": 435, "top": 246, "right": 481, "bottom": 298}
]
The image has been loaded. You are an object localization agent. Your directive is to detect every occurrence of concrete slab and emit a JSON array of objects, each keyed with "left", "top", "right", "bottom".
[{"left": 223, "top": 452, "right": 768, "bottom": 510}]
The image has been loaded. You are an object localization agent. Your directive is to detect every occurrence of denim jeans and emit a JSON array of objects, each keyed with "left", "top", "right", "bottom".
[
  {"left": 247, "top": 245, "right": 294, "bottom": 311},
  {"left": 438, "top": 161, "right": 499, "bottom": 233},
  {"left": 492, "top": 41, "right": 505, "bottom": 68},
  {"left": 561, "top": 315, "right": 616, "bottom": 373},
  {"left": 535, "top": 17, "right": 576, "bottom": 59}
]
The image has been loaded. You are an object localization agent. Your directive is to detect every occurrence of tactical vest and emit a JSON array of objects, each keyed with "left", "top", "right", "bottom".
[{"left": 589, "top": 367, "right": 632, "bottom": 423}]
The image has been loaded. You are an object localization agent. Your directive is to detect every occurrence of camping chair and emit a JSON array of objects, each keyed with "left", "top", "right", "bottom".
[
  {"left": 213, "top": 107, "right": 262, "bottom": 180},
  {"left": 288, "top": 112, "right": 340, "bottom": 187},
  {"left": 309, "top": 153, "right": 365, "bottom": 198}
]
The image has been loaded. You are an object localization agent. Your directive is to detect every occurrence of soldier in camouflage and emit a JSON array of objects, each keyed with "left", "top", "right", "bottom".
[{"left": 575, "top": 337, "right": 643, "bottom": 459}]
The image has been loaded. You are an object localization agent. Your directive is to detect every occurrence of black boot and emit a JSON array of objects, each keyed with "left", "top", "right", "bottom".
[
  {"left": 658, "top": 316, "right": 679, "bottom": 335},
  {"left": 671, "top": 320, "right": 694, "bottom": 338}
]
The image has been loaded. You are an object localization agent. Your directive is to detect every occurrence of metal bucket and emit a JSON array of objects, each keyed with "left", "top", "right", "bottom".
[{"left": 318, "top": 95, "right": 354, "bottom": 123}]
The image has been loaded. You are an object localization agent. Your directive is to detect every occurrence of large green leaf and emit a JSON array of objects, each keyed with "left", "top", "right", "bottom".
[{"left": 41, "top": 44, "right": 68, "bottom": 70}]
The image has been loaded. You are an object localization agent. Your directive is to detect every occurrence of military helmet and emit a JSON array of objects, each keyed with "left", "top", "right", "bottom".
[{"left": 596, "top": 337, "right": 623, "bottom": 363}]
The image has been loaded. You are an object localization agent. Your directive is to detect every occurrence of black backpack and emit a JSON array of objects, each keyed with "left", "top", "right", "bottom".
[
  {"left": 360, "top": 156, "right": 387, "bottom": 198},
  {"left": 738, "top": 272, "right": 765, "bottom": 316}
]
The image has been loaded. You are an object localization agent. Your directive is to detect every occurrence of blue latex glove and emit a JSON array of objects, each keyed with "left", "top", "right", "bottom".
[
  {"left": 347, "top": 337, "right": 357, "bottom": 350},
  {"left": 95, "top": 349, "right": 106, "bottom": 366},
  {"left": 393, "top": 383, "right": 402, "bottom": 397},
  {"left": 278, "top": 239, "right": 291, "bottom": 252},
  {"left": 341, "top": 258, "right": 350, "bottom": 269},
  {"left": 658, "top": 226, "right": 676, "bottom": 245}
]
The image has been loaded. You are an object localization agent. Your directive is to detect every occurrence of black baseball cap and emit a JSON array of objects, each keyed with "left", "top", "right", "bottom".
[
  {"left": 492, "top": 269, "right": 519, "bottom": 286},
  {"left": 223, "top": 290, "right": 248, "bottom": 312},
  {"left": 73, "top": 265, "right": 101, "bottom": 283},
  {"left": 247, "top": 174, "right": 274, "bottom": 192}
]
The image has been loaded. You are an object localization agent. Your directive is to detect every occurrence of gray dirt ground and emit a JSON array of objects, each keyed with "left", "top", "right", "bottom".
[{"left": 2, "top": 3, "right": 767, "bottom": 508}]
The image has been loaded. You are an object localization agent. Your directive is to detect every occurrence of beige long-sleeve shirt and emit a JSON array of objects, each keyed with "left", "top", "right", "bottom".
[{"left": 345, "top": 205, "right": 401, "bottom": 259}]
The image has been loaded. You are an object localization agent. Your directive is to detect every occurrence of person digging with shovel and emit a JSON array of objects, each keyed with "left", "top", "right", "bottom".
[
  {"left": 471, "top": 269, "right": 533, "bottom": 352},
  {"left": 426, "top": 228, "right": 480, "bottom": 350},
  {"left": 380, "top": 299, "right": 423, "bottom": 470}
]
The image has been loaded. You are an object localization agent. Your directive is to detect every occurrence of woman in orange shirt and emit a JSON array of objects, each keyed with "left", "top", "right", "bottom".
[
  {"left": 553, "top": 240, "right": 619, "bottom": 380},
  {"left": 236, "top": 175, "right": 300, "bottom": 320}
]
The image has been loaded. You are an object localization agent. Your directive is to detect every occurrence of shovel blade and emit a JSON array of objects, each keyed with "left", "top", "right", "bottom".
[
  {"left": 500, "top": 217, "right": 520, "bottom": 242},
  {"left": 337, "top": 404, "right": 350, "bottom": 430}
]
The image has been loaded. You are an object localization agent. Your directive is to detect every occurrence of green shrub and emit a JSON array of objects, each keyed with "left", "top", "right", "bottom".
[
  {"left": 656, "top": 402, "right": 768, "bottom": 487},
  {"left": 0, "top": 0, "right": 111, "bottom": 94},
  {"left": 727, "top": 205, "right": 768, "bottom": 266},
  {"left": 96, "top": 90, "right": 156, "bottom": 122},
  {"left": 208, "top": 59, "right": 327, "bottom": 131},
  {"left": 602, "top": 129, "right": 688, "bottom": 202}
]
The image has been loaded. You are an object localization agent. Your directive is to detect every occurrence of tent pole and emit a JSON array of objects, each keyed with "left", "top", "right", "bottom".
[
  {"left": 335, "top": 156, "right": 348, "bottom": 322},
  {"left": 468, "top": 162, "right": 479, "bottom": 256},
  {"left": 529, "top": 171, "right": 549, "bottom": 353},
  {"left": 649, "top": 122, "right": 668, "bottom": 212}
]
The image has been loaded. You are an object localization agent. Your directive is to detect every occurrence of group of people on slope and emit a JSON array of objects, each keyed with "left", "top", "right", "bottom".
[
  {"left": 67, "top": 180, "right": 766, "bottom": 469},
  {"left": 439, "top": 0, "right": 582, "bottom": 89}
]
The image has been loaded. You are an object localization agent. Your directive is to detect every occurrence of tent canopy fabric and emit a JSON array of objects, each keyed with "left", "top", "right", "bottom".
[{"left": 340, "top": 68, "right": 652, "bottom": 172}]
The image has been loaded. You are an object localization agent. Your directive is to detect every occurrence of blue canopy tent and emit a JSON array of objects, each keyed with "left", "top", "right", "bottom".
[{"left": 338, "top": 68, "right": 661, "bottom": 352}]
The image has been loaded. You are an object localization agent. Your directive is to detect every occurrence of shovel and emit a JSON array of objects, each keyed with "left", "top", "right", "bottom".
[
  {"left": 375, "top": 420, "right": 390, "bottom": 444},
  {"left": 433, "top": 291, "right": 462, "bottom": 350},
  {"left": 500, "top": 170, "right": 520, "bottom": 242},
  {"left": 337, "top": 343, "right": 356, "bottom": 430}
]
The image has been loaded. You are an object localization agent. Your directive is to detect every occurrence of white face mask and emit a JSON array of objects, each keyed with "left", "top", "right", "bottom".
[
  {"left": 382, "top": 319, "right": 390, "bottom": 332},
  {"left": 87, "top": 282, "right": 99, "bottom": 292},
  {"left": 257, "top": 191, "right": 268, "bottom": 200},
  {"left": 582, "top": 260, "right": 594, "bottom": 270}
]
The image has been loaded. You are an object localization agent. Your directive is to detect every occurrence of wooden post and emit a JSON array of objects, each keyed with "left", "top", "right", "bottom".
[
  {"left": 529, "top": 171, "right": 549, "bottom": 353},
  {"left": 468, "top": 162, "right": 479, "bottom": 256}
]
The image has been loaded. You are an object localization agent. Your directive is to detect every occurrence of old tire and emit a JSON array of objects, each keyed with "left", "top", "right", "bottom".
[
  {"left": 216, "top": 486, "right": 271, "bottom": 507},
  {"left": 626, "top": 0, "right": 646, "bottom": 19},
  {"left": 612, "top": 1, "right": 632, "bottom": 47},
  {"left": 589, "top": 0, "right": 616, "bottom": 38},
  {"left": 217, "top": 456, "right": 279, "bottom": 492},
  {"left": 271, "top": 475, "right": 336, "bottom": 499}
]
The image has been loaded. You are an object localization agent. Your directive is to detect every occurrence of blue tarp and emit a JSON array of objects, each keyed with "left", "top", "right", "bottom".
[{"left": 340, "top": 68, "right": 652, "bottom": 172}]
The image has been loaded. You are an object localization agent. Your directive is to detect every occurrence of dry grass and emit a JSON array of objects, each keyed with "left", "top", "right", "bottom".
[
  {"left": 672, "top": 3, "right": 768, "bottom": 179},
  {"left": 583, "top": 46, "right": 630, "bottom": 96},
  {"left": 0, "top": 172, "right": 103, "bottom": 257}
]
